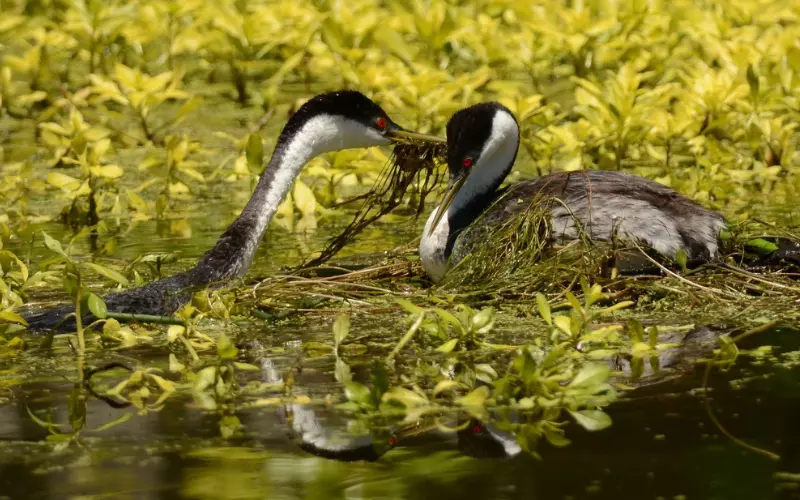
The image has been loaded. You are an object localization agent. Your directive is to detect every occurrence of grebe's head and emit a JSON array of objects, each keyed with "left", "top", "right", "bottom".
[
  {"left": 428, "top": 102, "right": 520, "bottom": 234},
  {"left": 279, "top": 90, "right": 444, "bottom": 154}
]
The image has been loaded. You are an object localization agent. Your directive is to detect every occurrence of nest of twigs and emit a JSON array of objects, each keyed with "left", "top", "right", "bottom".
[{"left": 299, "top": 141, "right": 447, "bottom": 269}]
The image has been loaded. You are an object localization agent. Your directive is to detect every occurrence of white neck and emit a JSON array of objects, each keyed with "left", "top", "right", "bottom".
[
  {"left": 198, "top": 114, "right": 388, "bottom": 280},
  {"left": 420, "top": 110, "right": 519, "bottom": 282},
  {"left": 248, "top": 114, "right": 388, "bottom": 242}
]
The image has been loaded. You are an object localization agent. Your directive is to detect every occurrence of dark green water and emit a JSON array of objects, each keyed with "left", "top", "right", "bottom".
[
  {"left": 1, "top": 316, "right": 799, "bottom": 499},
  {"left": 3, "top": 100, "right": 800, "bottom": 499}
]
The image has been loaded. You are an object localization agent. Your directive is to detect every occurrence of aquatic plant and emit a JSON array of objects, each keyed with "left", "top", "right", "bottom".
[{"left": 0, "top": 0, "right": 799, "bottom": 466}]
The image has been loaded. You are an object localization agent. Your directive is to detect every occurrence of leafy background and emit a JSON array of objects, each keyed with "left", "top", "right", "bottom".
[{"left": 1, "top": 1, "right": 800, "bottom": 497}]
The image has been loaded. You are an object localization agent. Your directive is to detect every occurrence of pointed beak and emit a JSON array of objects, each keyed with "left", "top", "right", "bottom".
[
  {"left": 385, "top": 125, "right": 446, "bottom": 144},
  {"left": 427, "top": 174, "right": 467, "bottom": 236}
]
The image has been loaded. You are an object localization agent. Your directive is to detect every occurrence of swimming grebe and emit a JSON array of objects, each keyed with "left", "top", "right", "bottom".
[
  {"left": 25, "top": 90, "right": 438, "bottom": 331},
  {"left": 420, "top": 102, "right": 727, "bottom": 282}
]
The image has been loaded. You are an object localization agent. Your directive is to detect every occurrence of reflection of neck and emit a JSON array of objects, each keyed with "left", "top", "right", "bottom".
[{"left": 192, "top": 123, "right": 321, "bottom": 283}]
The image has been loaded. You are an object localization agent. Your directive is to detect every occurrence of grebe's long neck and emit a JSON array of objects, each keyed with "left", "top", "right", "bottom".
[
  {"left": 193, "top": 115, "right": 375, "bottom": 283},
  {"left": 420, "top": 111, "right": 519, "bottom": 282}
]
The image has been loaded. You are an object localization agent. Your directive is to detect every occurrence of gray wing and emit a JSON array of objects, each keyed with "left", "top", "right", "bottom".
[{"left": 458, "top": 170, "right": 726, "bottom": 261}]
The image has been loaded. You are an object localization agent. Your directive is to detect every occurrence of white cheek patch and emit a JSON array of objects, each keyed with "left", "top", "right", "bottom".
[
  {"left": 303, "top": 115, "right": 389, "bottom": 153},
  {"left": 420, "top": 205, "right": 450, "bottom": 282}
]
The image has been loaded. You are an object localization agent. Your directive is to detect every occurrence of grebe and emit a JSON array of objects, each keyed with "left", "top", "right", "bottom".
[
  {"left": 24, "top": 90, "right": 438, "bottom": 331},
  {"left": 420, "top": 102, "right": 728, "bottom": 282}
]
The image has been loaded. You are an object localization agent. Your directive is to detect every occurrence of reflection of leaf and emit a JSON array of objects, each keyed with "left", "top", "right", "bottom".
[
  {"left": 91, "top": 412, "right": 132, "bottom": 433},
  {"left": 333, "top": 313, "right": 350, "bottom": 348},
  {"left": 568, "top": 409, "right": 612, "bottom": 431},
  {"left": 217, "top": 333, "right": 238, "bottom": 360}
]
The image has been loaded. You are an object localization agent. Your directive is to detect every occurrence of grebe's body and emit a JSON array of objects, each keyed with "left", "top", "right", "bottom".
[{"left": 420, "top": 102, "right": 726, "bottom": 282}]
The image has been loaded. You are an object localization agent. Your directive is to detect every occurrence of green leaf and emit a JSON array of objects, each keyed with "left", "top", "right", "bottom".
[
  {"left": 26, "top": 406, "right": 67, "bottom": 432},
  {"left": 647, "top": 326, "right": 659, "bottom": 348},
  {"left": 42, "top": 231, "right": 67, "bottom": 258},
  {"left": 0, "top": 310, "right": 28, "bottom": 326},
  {"left": 293, "top": 180, "right": 317, "bottom": 217},
  {"left": 553, "top": 315, "right": 572, "bottom": 336},
  {"left": 245, "top": 133, "right": 263, "bottom": 170},
  {"left": 344, "top": 381, "right": 372, "bottom": 405},
  {"left": 569, "top": 363, "right": 610, "bottom": 388},
  {"left": 471, "top": 307, "right": 495, "bottom": 334},
  {"left": 543, "top": 427, "right": 571, "bottom": 447},
  {"left": 46, "top": 172, "right": 82, "bottom": 191},
  {"left": 536, "top": 293, "right": 552, "bottom": 325},
  {"left": 232, "top": 362, "right": 260, "bottom": 372},
  {"left": 745, "top": 238, "right": 779, "bottom": 254},
  {"left": 175, "top": 96, "right": 204, "bottom": 122},
  {"left": 395, "top": 298, "right": 425, "bottom": 315},
  {"left": 432, "top": 308, "right": 463, "bottom": 332},
  {"left": 333, "top": 313, "right": 350, "bottom": 348},
  {"left": 432, "top": 380, "right": 462, "bottom": 396},
  {"left": 217, "top": 332, "right": 238, "bottom": 361},
  {"left": 568, "top": 409, "right": 612, "bottom": 431},
  {"left": 335, "top": 357, "right": 352, "bottom": 383},
  {"left": 746, "top": 64, "right": 759, "bottom": 100},
  {"left": 435, "top": 338, "right": 459, "bottom": 354},
  {"left": 169, "top": 354, "right": 186, "bottom": 373},
  {"left": 167, "top": 325, "right": 185, "bottom": 342},
  {"left": 627, "top": 319, "right": 645, "bottom": 343},
  {"left": 87, "top": 293, "right": 107, "bottom": 319},
  {"left": 565, "top": 291, "right": 582, "bottom": 315},
  {"left": 455, "top": 385, "right": 490, "bottom": 407},
  {"left": 675, "top": 248, "right": 688, "bottom": 272},
  {"left": 91, "top": 412, "right": 132, "bottom": 432},
  {"left": 382, "top": 386, "right": 428, "bottom": 407},
  {"left": 83, "top": 262, "right": 130, "bottom": 286}
]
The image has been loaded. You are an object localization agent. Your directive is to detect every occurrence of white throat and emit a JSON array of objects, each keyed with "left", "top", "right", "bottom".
[
  {"left": 220, "top": 114, "right": 388, "bottom": 277},
  {"left": 249, "top": 114, "right": 388, "bottom": 242},
  {"left": 419, "top": 110, "right": 519, "bottom": 282}
]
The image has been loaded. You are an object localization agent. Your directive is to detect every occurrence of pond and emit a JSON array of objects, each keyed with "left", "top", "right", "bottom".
[
  {"left": 3, "top": 1, "right": 800, "bottom": 498},
  {"left": 1, "top": 159, "right": 799, "bottom": 497}
]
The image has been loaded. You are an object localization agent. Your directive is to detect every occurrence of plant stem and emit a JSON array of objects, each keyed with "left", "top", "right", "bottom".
[
  {"left": 75, "top": 273, "right": 85, "bottom": 353},
  {"left": 387, "top": 312, "right": 424, "bottom": 362}
]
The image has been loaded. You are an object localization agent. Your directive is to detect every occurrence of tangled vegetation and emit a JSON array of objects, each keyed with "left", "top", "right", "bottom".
[{"left": 0, "top": 0, "right": 799, "bottom": 466}]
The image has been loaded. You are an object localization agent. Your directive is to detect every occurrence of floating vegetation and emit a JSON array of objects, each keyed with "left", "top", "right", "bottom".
[{"left": 1, "top": 0, "right": 800, "bottom": 493}]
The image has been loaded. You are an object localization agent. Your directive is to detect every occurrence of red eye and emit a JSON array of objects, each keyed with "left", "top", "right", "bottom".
[
  {"left": 462, "top": 157, "right": 473, "bottom": 168},
  {"left": 376, "top": 117, "right": 387, "bottom": 130},
  {"left": 388, "top": 436, "right": 398, "bottom": 446},
  {"left": 472, "top": 424, "right": 483, "bottom": 434}
]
